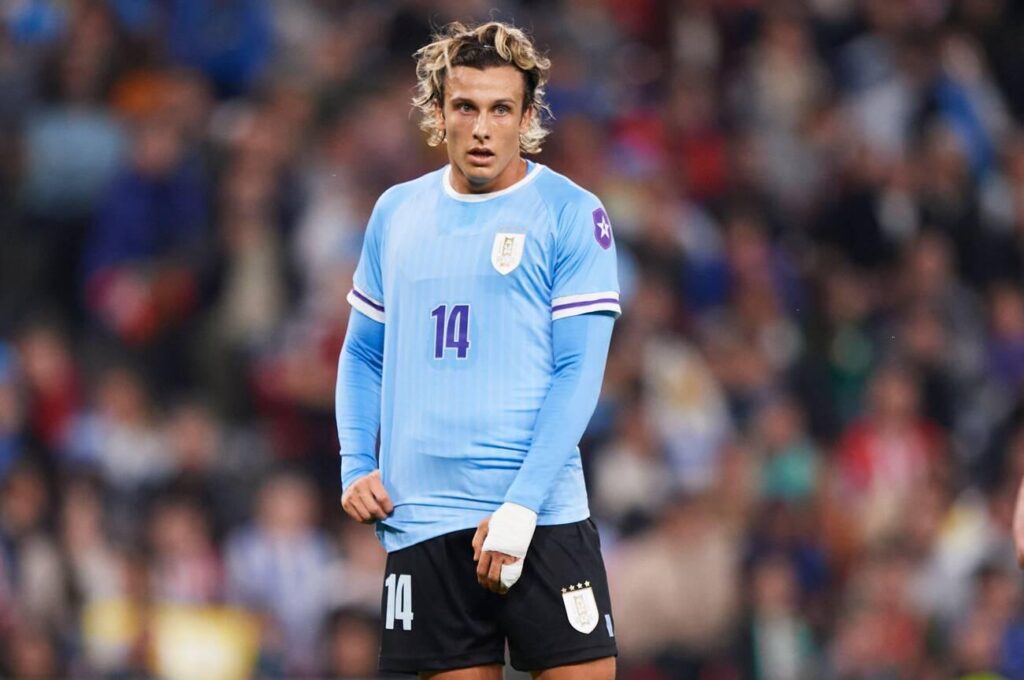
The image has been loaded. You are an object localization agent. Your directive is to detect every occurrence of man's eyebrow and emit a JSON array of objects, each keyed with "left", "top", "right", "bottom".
[{"left": 448, "top": 96, "right": 518, "bottom": 106}]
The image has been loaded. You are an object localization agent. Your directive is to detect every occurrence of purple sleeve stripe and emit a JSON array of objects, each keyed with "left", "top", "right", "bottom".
[
  {"left": 551, "top": 298, "right": 620, "bottom": 312},
  {"left": 351, "top": 289, "right": 384, "bottom": 312}
]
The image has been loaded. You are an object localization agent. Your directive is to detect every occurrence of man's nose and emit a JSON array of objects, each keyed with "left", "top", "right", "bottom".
[{"left": 473, "top": 113, "right": 490, "bottom": 140}]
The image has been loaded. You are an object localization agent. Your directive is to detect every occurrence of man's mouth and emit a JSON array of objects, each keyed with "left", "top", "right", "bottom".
[{"left": 468, "top": 148, "right": 494, "bottom": 161}]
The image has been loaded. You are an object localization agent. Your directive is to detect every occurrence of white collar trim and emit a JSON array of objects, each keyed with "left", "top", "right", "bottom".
[{"left": 443, "top": 162, "right": 544, "bottom": 202}]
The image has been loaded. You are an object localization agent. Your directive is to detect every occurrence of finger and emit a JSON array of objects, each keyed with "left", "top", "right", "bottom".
[
  {"left": 477, "top": 551, "right": 493, "bottom": 587},
  {"left": 471, "top": 529, "right": 483, "bottom": 562},
  {"left": 341, "top": 473, "right": 374, "bottom": 519},
  {"left": 358, "top": 489, "right": 388, "bottom": 520},
  {"left": 471, "top": 519, "right": 489, "bottom": 562},
  {"left": 340, "top": 492, "right": 358, "bottom": 518},
  {"left": 353, "top": 481, "right": 388, "bottom": 519},
  {"left": 347, "top": 494, "right": 373, "bottom": 523},
  {"left": 499, "top": 559, "right": 524, "bottom": 591},
  {"left": 367, "top": 477, "right": 394, "bottom": 515},
  {"left": 487, "top": 552, "right": 507, "bottom": 592},
  {"left": 342, "top": 498, "right": 365, "bottom": 523},
  {"left": 493, "top": 555, "right": 514, "bottom": 594}
]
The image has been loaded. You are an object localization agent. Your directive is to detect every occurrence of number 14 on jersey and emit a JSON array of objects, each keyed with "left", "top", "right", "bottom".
[{"left": 431, "top": 304, "right": 471, "bottom": 359}]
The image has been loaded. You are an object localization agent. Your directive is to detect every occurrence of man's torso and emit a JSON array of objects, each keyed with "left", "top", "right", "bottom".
[{"left": 353, "top": 163, "right": 607, "bottom": 551}]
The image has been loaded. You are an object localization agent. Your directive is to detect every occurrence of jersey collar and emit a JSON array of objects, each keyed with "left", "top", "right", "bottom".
[{"left": 442, "top": 161, "right": 544, "bottom": 202}]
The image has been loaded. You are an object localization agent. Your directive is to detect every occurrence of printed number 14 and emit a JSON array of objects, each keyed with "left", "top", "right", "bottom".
[
  {"left": 384, "top": 573, "right": 413, "bottom": 631},
  {"left": 431, "top": 304, "right": 470, "bottom": 359}
]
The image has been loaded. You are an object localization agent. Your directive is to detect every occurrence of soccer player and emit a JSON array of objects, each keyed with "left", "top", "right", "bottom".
[{"left": 335, "top": 21, "right": 619, "bottom": 679}]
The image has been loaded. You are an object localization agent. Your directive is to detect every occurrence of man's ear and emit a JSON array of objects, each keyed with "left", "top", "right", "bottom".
[{"left": 434, "top": 100, "right": 446, "bottom": 140}]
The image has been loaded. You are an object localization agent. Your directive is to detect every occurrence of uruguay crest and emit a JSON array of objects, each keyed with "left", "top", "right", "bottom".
[
  {"left": 491, "top": 232, "right": 526, "bottom": 275},
  {"left": 561, "top": 581, "right": 599, "bottom": 634}
]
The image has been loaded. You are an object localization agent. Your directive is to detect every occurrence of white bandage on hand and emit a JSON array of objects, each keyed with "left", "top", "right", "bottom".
[{"left": 481, "top": 502, "right": 538, "bottom": 590}]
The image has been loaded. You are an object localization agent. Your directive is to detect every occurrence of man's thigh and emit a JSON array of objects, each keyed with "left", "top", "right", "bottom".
[
  {"left": 379, "top": 529, "right": 506, "bottom": 675},
  {"left": 421, "top": 665, "right": 504, "bottom": 680},
  {"left": 502, "top": 520, "right": 618, "bottom": 673},
  {"left": 532, "top": 657, "right": 616, "bottom": 680}
]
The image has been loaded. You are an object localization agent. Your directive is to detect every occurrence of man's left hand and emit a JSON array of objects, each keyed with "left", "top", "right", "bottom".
[
  {"left": 472, "top": 516, "right": 519, "bottom": 594},
  {"left": 472, "top": 502, "right": 538, "bottom": 593}
]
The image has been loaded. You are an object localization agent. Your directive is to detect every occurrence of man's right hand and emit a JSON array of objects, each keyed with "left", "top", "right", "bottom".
[{"left": 341, "top": 470, "right": 394, "bottom": 523}]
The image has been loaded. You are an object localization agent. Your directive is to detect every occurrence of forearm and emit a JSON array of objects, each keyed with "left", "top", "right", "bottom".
[
  {"left": 504, "top": 313, "right": 614, "bottom": 512},
  {"left": 335, "top": 309, "right": 385, "bottom": 490}
]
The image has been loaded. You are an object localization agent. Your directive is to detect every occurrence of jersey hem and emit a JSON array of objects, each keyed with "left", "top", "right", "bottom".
[{"left": 378, "top": 508, "right": 590, "bottom": 553}]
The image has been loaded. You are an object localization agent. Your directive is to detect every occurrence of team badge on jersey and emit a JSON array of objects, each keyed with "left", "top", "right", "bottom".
[
  {"left": 593, "top": 208, "right": 613, "bottom": 250},
  {"left": 561, "top": 581, "right": 599, "bottom": 634},
  {"left": 491, "top": 232, "right": 526, "bottom": 275}
]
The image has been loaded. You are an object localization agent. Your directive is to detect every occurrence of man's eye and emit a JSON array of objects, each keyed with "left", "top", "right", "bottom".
[
  {"left": 495, "top": 105, "right": 510, "bottom": 115},
  {"left": 458, "top": 103, "right": 473, "bottom": 113}
]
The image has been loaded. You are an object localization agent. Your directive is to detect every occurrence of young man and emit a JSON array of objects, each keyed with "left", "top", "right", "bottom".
[{"left": 335, "top": 21, "right": 619, "bottom": 679}]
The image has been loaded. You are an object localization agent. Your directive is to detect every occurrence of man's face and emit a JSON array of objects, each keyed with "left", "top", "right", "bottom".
[{"left": 438, "top": 65, "right": 533, "bottom": 194}]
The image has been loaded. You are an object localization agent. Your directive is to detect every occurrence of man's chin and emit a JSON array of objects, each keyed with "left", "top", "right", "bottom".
[
  {"left": 451, "top": 161, "right": 507, "bottom": 193},
  {"left": 463, "top": 170, "right": 498, "bottom": 190},
  {"left": 467, "top": 173, "right": 496, "bottom": 187}
]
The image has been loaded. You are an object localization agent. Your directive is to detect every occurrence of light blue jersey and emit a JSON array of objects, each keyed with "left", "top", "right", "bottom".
[{"left": 346, "top": 162, "right": 620, "bottom": 552}]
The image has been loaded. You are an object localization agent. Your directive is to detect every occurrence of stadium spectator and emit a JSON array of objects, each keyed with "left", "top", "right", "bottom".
[{"left": 225, "top": 470, "right": 334, "bottom": 675}]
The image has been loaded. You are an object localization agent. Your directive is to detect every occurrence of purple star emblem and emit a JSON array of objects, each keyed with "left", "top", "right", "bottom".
[{"left": 593, "top": 208, "right": 613, "bottom": 250}]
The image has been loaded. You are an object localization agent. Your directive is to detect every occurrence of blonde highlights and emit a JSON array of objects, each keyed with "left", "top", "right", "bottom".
[{"left": 413, "top": 21, "right": 552, "bottom": 154}]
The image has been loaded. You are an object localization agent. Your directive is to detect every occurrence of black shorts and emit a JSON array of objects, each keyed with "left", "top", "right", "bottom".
[{"left": 378, "top": 519, "right": 617, "bottom": 674}]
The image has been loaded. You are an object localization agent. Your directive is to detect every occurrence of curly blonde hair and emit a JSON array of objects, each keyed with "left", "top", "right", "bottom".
[{"left": 412, "top": 21, "right": 552, "bottom": 154}]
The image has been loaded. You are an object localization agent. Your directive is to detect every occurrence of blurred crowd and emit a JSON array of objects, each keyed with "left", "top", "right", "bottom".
[{"left": 1, "top": 0, "right": 1024, "bottom": 678}]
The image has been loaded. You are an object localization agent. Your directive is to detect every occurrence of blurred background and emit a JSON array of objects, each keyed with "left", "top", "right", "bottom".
[{"left": 1, "top": 0, "right": 1024, "bottom": 678}]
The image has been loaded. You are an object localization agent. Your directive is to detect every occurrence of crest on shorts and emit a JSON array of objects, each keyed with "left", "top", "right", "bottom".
[
  {"left": 491, "top": 232, "right": 525, "bottom": 275},
  {"left": 561, "top": 581, "right": 599, "bottom": 634}
]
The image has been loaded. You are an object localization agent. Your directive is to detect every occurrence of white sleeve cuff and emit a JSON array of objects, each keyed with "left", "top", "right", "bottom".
[{"left": 347, "top": 286, "right": 385, "bottom": 323}]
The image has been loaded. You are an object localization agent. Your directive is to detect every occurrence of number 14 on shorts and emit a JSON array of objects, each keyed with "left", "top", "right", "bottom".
[{"left": 384, "top": 573, "right": 414, "bottom": 630}]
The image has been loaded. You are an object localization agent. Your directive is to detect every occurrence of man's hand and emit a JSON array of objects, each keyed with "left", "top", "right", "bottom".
[
  {"left": 472, "top": 516, "right": 519, "bottom": 594},
  {"left": 473, "top": 503, "right": 537, "bottom": 593},
  {"left": 340, "top": 470, "right": 393, "bottom": 524}
]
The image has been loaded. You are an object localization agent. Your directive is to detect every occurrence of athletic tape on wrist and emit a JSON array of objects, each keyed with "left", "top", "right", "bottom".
[{"left": 482, "top": 502, "right": 537, "bottom": 589}]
